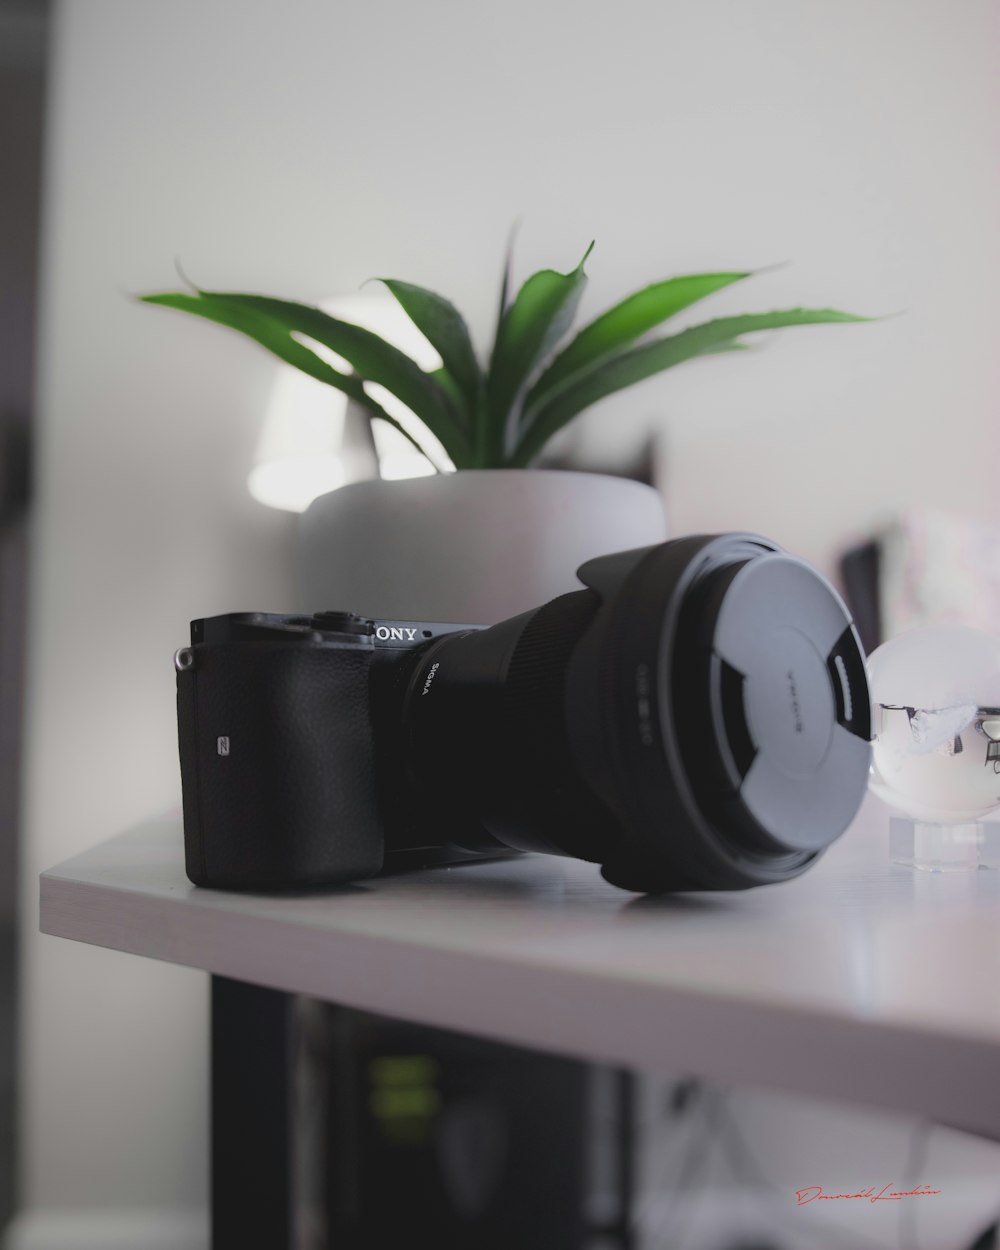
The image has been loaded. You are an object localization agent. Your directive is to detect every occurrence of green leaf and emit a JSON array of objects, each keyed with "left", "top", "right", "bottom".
[
  {"left": 140, "top": 291, "right": 448, "bottom": 466},
  {"left": 510, "top": 307, "right": 870, "bottom": 467},
  {"left": 484, "top": 226, "right": 518, "bottom": 465},
  {"left": 156, "top": 290, "right": 473, "bottom": 467},
  {"left": 700, "top": 339, "right": 753, "bottom": 355},
  {"left": 525, "top": 271, "right": 752, "bottom": 412},
  {"left": 202, "top": 291, "right": 473, "bottom": 465},
  {"left": 485, "top": 242, "right": 594, "bottom": 460},
  {"left": 377, "top": 279, "right": 482, "bottom": 416},
  {"left": 495, "top": 222, "right": 519, "bottom": 328},
  {"left": 429, "top": 366, "right": 465, "bottom": 412}
]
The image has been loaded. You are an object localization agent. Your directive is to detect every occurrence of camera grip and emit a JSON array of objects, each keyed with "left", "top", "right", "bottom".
[{"left": 178, "top": 642, "right": 384, "bottom": 888}]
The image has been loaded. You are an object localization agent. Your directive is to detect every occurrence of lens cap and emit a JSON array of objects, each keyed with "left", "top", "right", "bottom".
[{"left": 695, "top": 553, "right": 871, "bottom": 855}]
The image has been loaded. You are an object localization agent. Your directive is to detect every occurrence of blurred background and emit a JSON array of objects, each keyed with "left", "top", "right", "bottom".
[{"left": 2, "top": 0, "right": 999, "bottom": 1247}]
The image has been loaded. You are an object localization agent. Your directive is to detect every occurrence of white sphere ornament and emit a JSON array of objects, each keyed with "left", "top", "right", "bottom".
[
  {"left": 868, "top": 625, "right": 1000, "bottom": 822},
  {"left": 868, "top": 624, "right": 1000, "bottom": 870}
]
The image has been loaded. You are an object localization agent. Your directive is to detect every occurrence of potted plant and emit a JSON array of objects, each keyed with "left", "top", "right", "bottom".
[{"left": 143, "top": 243, "right": 866, "bottom": 620}]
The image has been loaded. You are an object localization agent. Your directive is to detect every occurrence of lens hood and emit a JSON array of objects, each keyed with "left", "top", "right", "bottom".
[{"left": 567, "top": 535, "right": 872, "bottom": 891}]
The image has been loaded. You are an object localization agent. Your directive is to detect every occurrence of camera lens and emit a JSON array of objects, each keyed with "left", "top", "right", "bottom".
[{"left": 399, "top": 534, "right": 871, "bottom": 893}]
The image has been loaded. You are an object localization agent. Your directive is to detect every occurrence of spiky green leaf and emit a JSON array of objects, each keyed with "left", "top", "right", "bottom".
[
  {"left": 377, "top": 279, "right": 482, "bottom": 418},
  {"left": 140, "top": 291, "right": 445, "bottom": 464},
  {"left": 510, "top": 308, "right": 869, "bottom": 467},
  {"left": 197, "top": 291, "right": 473, "bottom": 466},
  {"left": 525, "top": 271, "right": 752, "bottom": 413},
  {"left": 485, "top": 243, "right": 593, "bottom": 459},
  {"left": 495, "top": 222, "right": 519, "bottom": 328}
]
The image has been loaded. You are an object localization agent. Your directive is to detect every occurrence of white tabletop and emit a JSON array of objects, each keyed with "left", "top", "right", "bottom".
[{"left": 40, "top": 798, "right": 1000, "bottom": 1139}]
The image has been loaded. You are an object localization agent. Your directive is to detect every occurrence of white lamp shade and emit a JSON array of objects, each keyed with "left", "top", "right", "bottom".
[{"left": 248, "top": 291, "right": 447, "bottom": 513}]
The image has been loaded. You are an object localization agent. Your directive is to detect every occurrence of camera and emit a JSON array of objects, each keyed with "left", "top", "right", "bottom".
[{"left": 175, "top": 533, "right": 872, "bottom": 893}]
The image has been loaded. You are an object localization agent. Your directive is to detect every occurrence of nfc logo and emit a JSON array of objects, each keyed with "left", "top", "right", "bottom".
[{"left": 217, "top": 736, "right": 230, "bottom": 756}]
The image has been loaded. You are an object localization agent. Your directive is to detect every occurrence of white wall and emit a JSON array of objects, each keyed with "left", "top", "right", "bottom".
[{"left": 16, "top": 0, "right": 1000, "bottom": 1231}]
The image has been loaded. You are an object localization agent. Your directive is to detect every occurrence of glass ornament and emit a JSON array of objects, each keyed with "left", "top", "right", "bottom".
[{"left": 867, "top": 624, "right": 1000, "bottom": 870}]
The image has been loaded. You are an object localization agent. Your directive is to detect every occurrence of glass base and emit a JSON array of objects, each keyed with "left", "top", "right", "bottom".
[{"left": 890, "top": 817, "right": 1000, "bottom": 871}]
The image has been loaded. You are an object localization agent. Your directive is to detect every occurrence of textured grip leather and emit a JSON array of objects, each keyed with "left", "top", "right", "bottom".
[{"left": 177, "top": 642, "right": 384, "bottom": 888}]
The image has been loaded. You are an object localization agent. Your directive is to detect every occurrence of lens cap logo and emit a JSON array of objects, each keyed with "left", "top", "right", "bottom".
[
  {"left": 744, "top": 629, "right": 833, "bottom": 776},
  {"left": 787, "top": 671, "right": 804, "bottom": 734}
]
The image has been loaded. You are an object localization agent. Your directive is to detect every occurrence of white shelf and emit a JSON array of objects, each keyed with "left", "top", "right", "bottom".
[{"left": 40, "top": 797, "right": 1000, "bottom": 1138}]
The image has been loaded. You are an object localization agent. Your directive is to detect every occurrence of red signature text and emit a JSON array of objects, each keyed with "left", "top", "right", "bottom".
[{"left": 796, "top": 1184, "right": 941, "bottom": 1206}]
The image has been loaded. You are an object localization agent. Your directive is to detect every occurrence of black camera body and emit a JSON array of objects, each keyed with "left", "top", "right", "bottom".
[
  {"left": 176, "top": 611, "right": 483, "bottom": 889},
  {"left": 176, "top": 535, "right": 873, "bottom": 894}
]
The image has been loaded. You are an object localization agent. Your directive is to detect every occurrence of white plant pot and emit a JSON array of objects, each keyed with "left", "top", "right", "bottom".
[{"left": 297, "top": 470, "right": 668, "bottom": 623}]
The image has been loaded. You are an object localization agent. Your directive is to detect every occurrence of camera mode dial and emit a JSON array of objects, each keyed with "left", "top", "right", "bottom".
[{"left": 309, "top": 611, "right": 374, "bottom": 635}]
